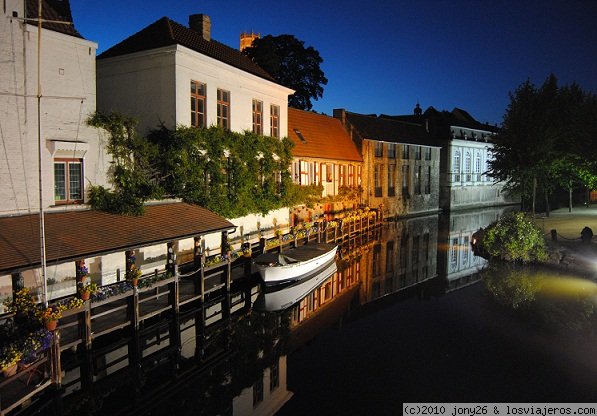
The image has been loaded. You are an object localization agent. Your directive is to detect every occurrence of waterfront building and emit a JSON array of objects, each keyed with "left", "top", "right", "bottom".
[
  {"left": 287, "top": 108, "right": 363, "bottom": 222},
  {"left": 0, "top": 0, "right": 109, "bottom": 215},
  {"left": 0, "top": 4, "right": 239, "bottom": 309},
  {"left": 388, "top": 105, "right": 516, "bottom": 211},
  {"left": 96, "top": 14, "right": 293, "bottom": 137},
  {"left": 333, "top": 109, "right": 441, "bottom": 219}
]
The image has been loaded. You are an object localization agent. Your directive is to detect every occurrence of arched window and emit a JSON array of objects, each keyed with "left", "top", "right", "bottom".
[
  {"left": 453, "top": 151, "right": 461, "bottom": 182},
  {"left": 464, "top": 152, "right": 471, "bottom": 182}
]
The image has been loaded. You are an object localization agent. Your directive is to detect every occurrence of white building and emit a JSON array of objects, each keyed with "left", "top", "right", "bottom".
[
  {"left": 97, "top": 14, "right": 293, "bottom": 137},
  {"left": 0, "top": 0, "right": 109, "bottom": 216}
]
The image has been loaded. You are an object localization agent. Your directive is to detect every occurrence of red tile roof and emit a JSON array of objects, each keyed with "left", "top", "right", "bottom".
[
  {"left": 0, "top": 203, "right": 234, "bottom": 274},
  {"left": 98, "top": 17, "right": 276, "bottom": 83},
  {"left": 288, "top": 108, "right": 362, "bottom": 162}
]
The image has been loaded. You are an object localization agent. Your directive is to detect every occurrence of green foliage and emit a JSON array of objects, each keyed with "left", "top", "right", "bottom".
[
  {"left": 87, "top": 112, "right": 163, "bottom": 215},
  {"left": 483, "top": 264, "right": 539, "bottom": 310},
  {"left": 482, "top": 212, "right": 548, "bottom": 263},
  {"left": 489, "top": 75, "right": 597, "bottom": 210},
  {"left": 243, "top": 34, "right": 328, "bottom": 110},
  {"left": 147, "top": 125, "right": 305, "bottom": 218}
]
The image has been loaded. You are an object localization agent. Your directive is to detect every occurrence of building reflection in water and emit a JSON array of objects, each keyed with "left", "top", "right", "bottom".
[
  {"left": 438, "top": 206, "right": 516, "bottom": 291},
  {"left": 33, "top": 209, "right": 512, "bottom": 416}
]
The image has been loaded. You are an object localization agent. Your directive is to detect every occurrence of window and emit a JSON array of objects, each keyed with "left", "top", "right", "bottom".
[
  {"left": 270, "top": 104, "right": 280, "bottom": 138},
  {"left": 190, "top": 80, "right": 206, "bottom": 128},
  {"left": 475, "top": 154, "right": 482, "bottom": 181},
  {"left": 453, "top": 151, "right": 461, "bottom": 182},
  {"left": 402, "top": 144, "right": 410, "bottom": 160},
  {"left": 387, "top": 164, "right": 396, "bottom": 197},
  {"left": 252, "top": 99, "right": 263, "bottom": 134},
  {"left": 401, "top": 165, "right": 409, "bottom": 196},
  {"left": 415, "top": 146, "right": 421, "bottom": 160},
  {"left": 339, "top": 165, "right": 346, "bottom": 187},
  {"left": 414, "top": 165, "right": 421, "bottom": 194},
  {"left": 388, "top": 143, "right": 397, "bottom": 159},
  {"left": 372, "top": 244, "right": 382, "bottom": 276},
  {"left": 54, "top": 158, "right": 83, "bottom": 203},
  {"left": 217, "top": 89, "right": 230, "bottom": 129},
  {"left": 425, "top": 166, "right": 431, "bottom": 194},
  {"left": 450, "top": 237, "right": 459, "bottom": 267},
  {"left": 270, "top": 362, "right": 280, "bottom": 391},
  {"left": 386, "top": 241, "right": 395, "bottom": 273},
  {"left": 374, "top": 164, "right": 382, "bottom": 197},
  {"left": 412, "top": 235, "right": 420, "bottom": 265},
  {"left": 375, "top": 141, "right": 383, "bottom": 158},
  {"left": 465, "top": 152, "right": 472, "bottom": 182},
  {"left": 424, "top": 147, "right": 432, "bottom": 160}
]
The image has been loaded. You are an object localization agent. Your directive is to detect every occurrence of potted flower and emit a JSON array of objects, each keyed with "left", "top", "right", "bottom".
[
  {"left": 79, "top": 282, "right": 99, "bottom": 301},
  {"left": 0, "top": 344, "right": 22, "bottom": 377},
  {"left": 36, "top": 305, "right": 62, "bottom": 331},
  {"left": 126, "top": 265, "right": 142, "bottom": 287}
]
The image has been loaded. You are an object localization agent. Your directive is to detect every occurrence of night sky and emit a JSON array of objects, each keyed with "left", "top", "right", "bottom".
[{"left": 71, "top": 0, "right": 597, "bottom": 126}]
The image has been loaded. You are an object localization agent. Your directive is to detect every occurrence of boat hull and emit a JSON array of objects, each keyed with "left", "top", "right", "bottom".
[
  {"left": 255, "top": 243, "right": 337, "bottom": 286},
  {"left": 255, "top": 261, "right": 338, "bottom": 312}
]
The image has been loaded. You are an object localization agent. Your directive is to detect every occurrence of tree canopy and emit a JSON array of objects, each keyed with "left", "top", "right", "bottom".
[
  {"left": 243, "top": 34, "right": 328, "bottom": 110},
  {"left": 488, "top": 75, "right": 597, "bottom": 213}
]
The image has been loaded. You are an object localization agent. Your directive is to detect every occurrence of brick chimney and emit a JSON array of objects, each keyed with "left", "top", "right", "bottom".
[{"left": 189, "top": 14, "right": 211, "bottom": 41}]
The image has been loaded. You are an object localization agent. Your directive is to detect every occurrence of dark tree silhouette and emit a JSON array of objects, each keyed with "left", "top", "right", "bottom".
[{"left": 243, "top": 34, "right": 328, "bottom": 110}]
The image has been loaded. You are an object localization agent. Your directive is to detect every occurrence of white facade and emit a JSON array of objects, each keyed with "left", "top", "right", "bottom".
[
  {"left": 97, "top": 44, "right": 292, "bottom": 136},
  {"left": 0, "top": 1, "right": 109, "bottom": 216},
  {"left": 441, "top": 127, "right": 514, "bottom": 210}
]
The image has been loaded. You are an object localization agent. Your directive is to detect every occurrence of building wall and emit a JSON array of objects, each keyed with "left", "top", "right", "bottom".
[
  {"left": 0, "top": 1, "right": 109, "bottom": 215},
  {"left": 440, "top": 138, "right": 515, "bottom": 211},
  {"left": 362, "top": 140, "right": 440, "bottom": 218},
  {"left": 97, "top": 44, "right": 291, "bottom": 137}
]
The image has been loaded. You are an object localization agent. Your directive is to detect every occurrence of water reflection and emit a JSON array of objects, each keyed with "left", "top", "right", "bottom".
[{"left": 29, "top": 206, "right": 597, "bottom": 415}]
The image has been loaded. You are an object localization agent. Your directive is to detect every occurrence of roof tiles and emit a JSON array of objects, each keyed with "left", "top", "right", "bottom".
[
  {"left": 288, "top": 108, "right": 362, "bottom": 162},
  {"left": 98, "top": 17, "right": 276, "bottom": 83},
  {"left": 0, "top": 203, "right": 234, "bottom": 274}
]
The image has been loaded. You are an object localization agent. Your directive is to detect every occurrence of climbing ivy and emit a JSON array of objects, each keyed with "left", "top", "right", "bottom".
[
  {"left": 88, "top": 112, "right": 309, "bottom": 218},
  {"left": 87, "top": 112, "right": 163, "bottom": 215}
]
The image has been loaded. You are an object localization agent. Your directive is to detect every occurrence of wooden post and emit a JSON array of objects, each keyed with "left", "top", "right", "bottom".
[
  {"left": 169, "top": 278, "right": 179, "bottom": 314},
  {"left": 50, "top": 330, "right": 62, "bottom": 387},
  {"left": 259, "top": 237, "right": 267, "bottom": 254},
  {"left": 82, "top": 301, "right": 92, "bottom": 350},
  {"left": 226, "top": 257, "right": 232, "bottom": 292},
  {"left": 166, "top": 241, "right": 176, "bottom": 277},
  {"left": 200, "top": 239, "right": 206, "bottom": 302},
  {"left": 317, "top": 221, "right": 322, "bottom": 243}
]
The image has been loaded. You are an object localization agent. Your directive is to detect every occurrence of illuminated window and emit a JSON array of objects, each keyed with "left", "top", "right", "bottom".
[
  {"left": 190, "top": 80, "right": 206, "bottom": 128},
  {"left": 217, "top": 89, "right": 230, "bottom": 129},
  {"left": 374, "top": 164, "right": 382, "bottom": 197},
  {"left": 414, "top": 165, "right": 421, "bottom": 195},
  {"left": 252, "top": 99, "right": 263, "bottom": 134},
  {"left": 424, "top": 147, "right": 432, "bottom": 160},
  {"left": 465, "top": 152, "right": 472, "bottom": 182},
  {"left": 375, "top": 141, "right": 383, "bottom": 158},
  {"left": 476, "top": 154, "right": 482, "bottom": 181},
  {"left": 270, "top": 104, "right": 280, "bottom": 138},
  {"left": 402, "top": 144, "right": 410, "bottom": 159},
  {"left": 415, "top": 145, "right": 421, "bottom": 160},
  {"left": 388, "top": 143, "right": 397, "bottom": 158},
  {"left": 54, "top": 158, "right": 83, "bottom": 203},
  {"left": 453, "top": 151, "right": 461, "bottom": 182},
  {"left": 387, "top": 164, "right": 396, "bottom": 197}
]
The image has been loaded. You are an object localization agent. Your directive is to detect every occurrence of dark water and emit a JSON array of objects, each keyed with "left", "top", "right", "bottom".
[{"left": 29, "top": 207, "right": 597, "bottom": 415}]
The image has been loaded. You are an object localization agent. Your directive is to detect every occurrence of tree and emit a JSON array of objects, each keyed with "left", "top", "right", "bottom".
[
  {"left": 243, "top": 34, "right": 328, "bottom": 110},
  {"left": 489, "top": 75, "right": 597, "bottom": 214}
]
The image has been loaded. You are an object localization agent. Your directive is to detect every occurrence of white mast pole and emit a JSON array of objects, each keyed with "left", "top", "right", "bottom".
[{"left": 37, "top": 0, "right": 48, "bottom": 308}]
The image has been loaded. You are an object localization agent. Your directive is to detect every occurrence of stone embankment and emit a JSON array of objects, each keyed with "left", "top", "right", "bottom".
[{"left": 536, "top": 206, "right": 597, "bottom": 280}]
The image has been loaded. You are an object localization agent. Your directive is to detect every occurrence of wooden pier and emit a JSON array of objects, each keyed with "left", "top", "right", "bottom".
[{"left": 0, "top": 211, "right": 381, "bottom": 415}]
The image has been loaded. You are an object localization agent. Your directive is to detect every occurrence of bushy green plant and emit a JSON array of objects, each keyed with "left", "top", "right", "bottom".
[{"left": 482, "top": 212, "right": 548, "bottom": 263}]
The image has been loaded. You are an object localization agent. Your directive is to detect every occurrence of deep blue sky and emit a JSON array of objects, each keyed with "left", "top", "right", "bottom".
[{"left": 71, "top": 0, "right": 596, "bottom": 125}]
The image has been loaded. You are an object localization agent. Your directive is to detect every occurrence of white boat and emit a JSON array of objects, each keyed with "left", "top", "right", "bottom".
[
  {"left": 255, "top": 261, "right": 338, "bottom": 312},
  {"left": 254, "top": 243, "right": 338, "bottom": 286}
]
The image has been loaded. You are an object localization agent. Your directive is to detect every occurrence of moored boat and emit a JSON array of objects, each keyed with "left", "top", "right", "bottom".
[
  {"left": 254, "top": 261, "right": 338, "bottom": 312},
  {"left": 254, "top": 242, "right": 338, "bottom": 286}
]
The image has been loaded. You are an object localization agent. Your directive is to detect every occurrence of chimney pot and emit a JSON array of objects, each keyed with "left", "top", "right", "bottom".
[{"left": 189, "top": 14, "right": 211, "bottom": 41}]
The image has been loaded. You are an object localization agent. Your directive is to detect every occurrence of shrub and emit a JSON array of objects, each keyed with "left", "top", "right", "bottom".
[{"left": 482, "top": 212, "right": 548, "bottom": 263}]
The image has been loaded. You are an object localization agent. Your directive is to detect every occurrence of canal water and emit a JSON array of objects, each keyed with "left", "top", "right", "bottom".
[{"left": 29, "top": 207, "right": 597, "bottom": 415}]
